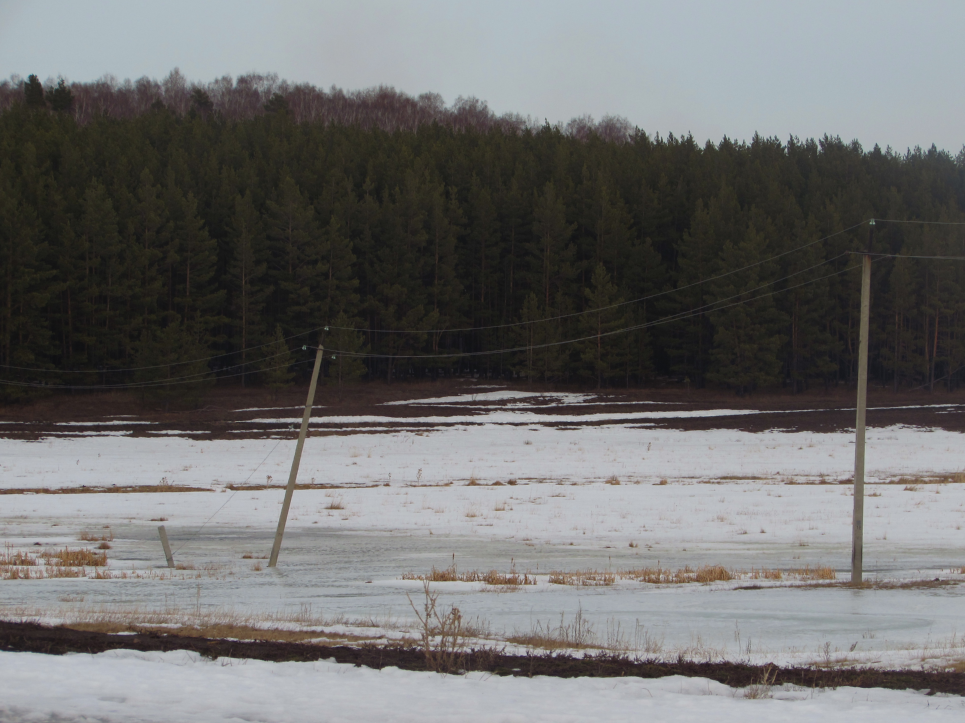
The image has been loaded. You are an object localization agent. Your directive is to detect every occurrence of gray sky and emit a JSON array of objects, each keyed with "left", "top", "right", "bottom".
[{"left": 1, "top": 0, "right": 962, "bottom": 152}]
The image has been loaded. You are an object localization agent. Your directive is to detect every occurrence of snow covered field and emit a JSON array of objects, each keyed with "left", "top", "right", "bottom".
[
  {"left": 1, "top": 389, "right": 964, "bottom": 719},
  {"left": 2, "top": 648, "right": 963, "bottom": 723}
]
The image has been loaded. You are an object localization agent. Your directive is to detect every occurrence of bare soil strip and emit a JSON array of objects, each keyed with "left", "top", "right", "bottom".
[
  {"left": 0, "top": 485, "right": 211, "bottom": 495},
  {"left": 3, "top": 384, "right": 965, "bottom": 439},
  {"left": 1, "top": 621, "right": 962, "bottom": 695}
]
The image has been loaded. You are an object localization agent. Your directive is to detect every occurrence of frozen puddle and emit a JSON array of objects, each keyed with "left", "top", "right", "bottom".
[{"left": 2, "top": 522, "right": 964, "bottom": 670}]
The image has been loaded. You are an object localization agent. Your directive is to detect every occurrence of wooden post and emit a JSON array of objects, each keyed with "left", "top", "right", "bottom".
[
  {"left": 158, "top": 525, "right": 175, "bottom": 568},
  {"left": 852, "top": 220, "right": 874, "bottom": 584},
  {"left": 268, "top": 343, "right": 324, "bottom": 567}
]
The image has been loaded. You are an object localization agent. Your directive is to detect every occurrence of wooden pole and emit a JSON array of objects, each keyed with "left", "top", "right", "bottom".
[
  {"left": 851, "top": 220, "right": 874, "bottom": 584},
  {"left": 158, "top": 525, "right": 175, "bottom": 568},
  {"left": 268, "top": 343, "right": 324, "bottom": 567}
]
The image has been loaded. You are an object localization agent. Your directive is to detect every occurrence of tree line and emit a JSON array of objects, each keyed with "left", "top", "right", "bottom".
[{"left": 2, "top": 72, "right": 965, "bottom": 403}]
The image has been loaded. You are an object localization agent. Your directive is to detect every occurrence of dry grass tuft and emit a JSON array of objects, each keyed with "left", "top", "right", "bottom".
[
  {"left": 623, "top": 565, "right": 733, "bottom": 585},
  {"left": 508, "top": 605, "right": 594, "bottom": 650},
  {"left": 403, "top": 563, "right": 535, "bottom": 587},
  {"left": 325, "top": 496, "right": 345, "bottom": 510},
  {"left": 741, "top": 665, "right": 777, "bottom": 699},
  {"left": 407, "top": 580, "right": 467, "bottom": 673},
  {"left": 747, "top": 568, "right": 784, "bottom": 581},
  {"left": 548, "top": 569, "right": 616, "bottom": 586},
  {"left": 43, "top": 548, "right": 107, "bottom": 567},
  {"left": 78, "top": 529, "right": 113, "bottom": 542},
  {"left": 2, "top": 543, "right": 115, "bottom": 580},
  {"left": 1, "top": 544, "right": 36, "bottom": 566},
  {"left": 542, "top": 563, "right": 835, "bottom": 588},
  {"left": 889, "top": 473, "right": 965, "bottom": 486},
  {"left": 790, "top": 565, "right": 836, "bottom": 580}
]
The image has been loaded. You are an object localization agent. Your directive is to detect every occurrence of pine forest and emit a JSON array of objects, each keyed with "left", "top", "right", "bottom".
[{"left": 2, "top": 71, "right": 965, "bottom": 402}]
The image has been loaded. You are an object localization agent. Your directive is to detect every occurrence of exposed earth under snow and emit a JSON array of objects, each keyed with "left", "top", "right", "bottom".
[{"left": 1, "top": 384, "right": 964, "bottom": 720}]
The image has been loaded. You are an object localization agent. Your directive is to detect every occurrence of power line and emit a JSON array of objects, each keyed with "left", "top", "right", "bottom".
[
  {"left": 909, "top": 362, "right": 965, "bottom": 391},
  {"left": 876, "top": 219, "right": 965, "bottom": 226},
  {"left": 328, "top": 221, "right": 868, "bottom": 335},
  {"left": 0, "top": 356, "right": 316, "bottom": 391},
  {"left": 2, "top": 255, "right": 856, "bottom": 384},
  {"left": 327, "top": 257, "right": 861, "bottom": 360},
  {"left": 172, "top": 434, "right": 289, "bottom": 555},
  {"left": 0, "top": 219, "right": 868, "bottom": 377},
  {"left": 0, "top": 328, "right": 327, "bottom": 374},
  {"left": 0, "top": 348, "right": 296, "bottom": 389},
  {"left": 849, "top": 252, "right": 965, "bottom": 261}
]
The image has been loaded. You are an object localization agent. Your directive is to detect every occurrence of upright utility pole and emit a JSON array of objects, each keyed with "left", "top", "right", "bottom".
[
  {"left": 851, "top": 219, "right": 874, "bottom": 584},
  {"left": 268, "top": 343, "right": 325, "bottom": 568}
]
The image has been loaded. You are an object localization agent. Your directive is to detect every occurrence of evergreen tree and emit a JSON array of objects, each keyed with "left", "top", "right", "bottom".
[
  {"left": 23, "top": 75, "right": 45, "bottom": 108},
  {"left": 262, "top": 324, "right": 294, "bottom": 398},
  {"left": 667, "top": 184, "right": 741, "bottom": 385},
  {"left": 578, "top": 263, "right": 628, "bottom": 387},
  {"left": 265, "top": 175, "right": 321, "bottom": 334},
  {"left": 133, "top": 318, "right": 213, "bottom": 410},
  {"left": 318, "top": 214, "right": 359, "bottom": 322},
  {"left": 326, "top": 311, "right": 368, "bottom": 386},
  {"left": 227, "top": 191, "right": 268, "bottom": 385},
  {"left": 0, "top": 164, "right": 53, "bottom": 399},
  {"left": 513, "top": 292, "right": 543, "bottom": 382},
  {"left": 706, "top": 220, "right": 786, "bottom": 394},
  {"left": 47, "top": 79, "right": 73, "bottom": 113},
  {"left": 369, "top": 167, "right": 439, "bottom": 380},
  {"left": 77, "top": 181, "right": 123, "bottom": 367}
]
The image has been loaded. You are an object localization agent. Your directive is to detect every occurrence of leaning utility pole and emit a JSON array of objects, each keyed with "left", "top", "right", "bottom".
[
  {"left": 268, "top": 342, "right": 325, "bottom": 568},
  {"left": 851, "top": 219, "right": 874, "bottom": 584}
]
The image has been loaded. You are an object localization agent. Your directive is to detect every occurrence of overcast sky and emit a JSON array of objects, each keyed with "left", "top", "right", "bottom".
[{"left": 1, "top": 0, "right": 962, "bottom": 152}]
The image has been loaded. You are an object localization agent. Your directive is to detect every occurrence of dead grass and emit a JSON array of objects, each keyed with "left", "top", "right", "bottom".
[
  {"left": 225, "top": 483, "right": 379, "bottom": 491},
  {"left": 547, "top": 564, "right": 835, "bottom": 587},
  {"left": 407, "top": 580, "right": 467, "bottom": 673},
  {"left": 0, "top": 544, "right": 36, "bottom": 566},
  {"left": 325, "top": 496, "right": 345, "bottom": 510},
  {"left": 0, "top": 485, "right": 211, "bottom": 495},
  {"left": 401, "top": 562, "right": 840, "bottom": 590},
  {"left": 548, "top": 569, "right": 616, "bottom": 586},
  {"left": 508, "top": 605, "right": 594, "bottom": 650},
  {"left": 65, "top": 621, "right": 378, "bottom": 644},
  {"left": 844, "top": 578, "right": 960, "bottom": 590},
  {"left": 747, "top": 568, "right": 784, "bottom": 581},
  {"left": 79, "top": 529, "right": 113, "bottom": 542},
  {"left": 42, "top": 548, "right": 107, "bottom": 567},
  {"left": 7, "top": 602, "right": 393, "bottom": 644},
  {"left": 888, "top": 473, "right": 965, "bottom": 486},
  {"left": 622, "top": 565, "right": 733, "bottom": 585},
  {"left": 402, "top": 563, "right": 535, "bottom": 586},
  {"left": 741, "top": 664, "right": 777, "bottom": 699},
  {"left": 789, "top": 565, "right": 836, "bottom": 580},
  {"left": 8, "top": 600, "right": 398, "bottom": 628}
]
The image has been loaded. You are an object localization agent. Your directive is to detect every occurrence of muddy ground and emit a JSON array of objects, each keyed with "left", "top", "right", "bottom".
[
  {"left": 2, "top": 381, "right": 964, "bottom": 440},
  {"left": 1, "top": 620, "right": 962, "bottom": 695}
]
